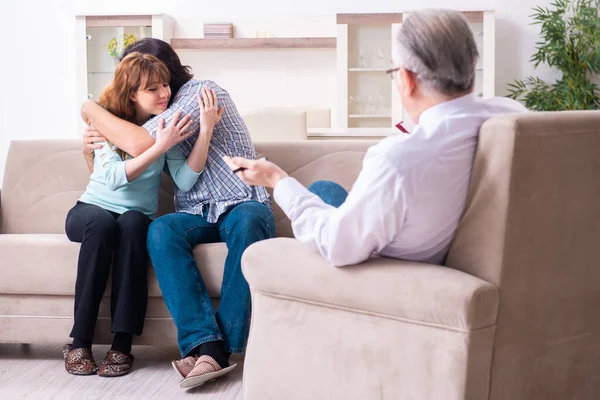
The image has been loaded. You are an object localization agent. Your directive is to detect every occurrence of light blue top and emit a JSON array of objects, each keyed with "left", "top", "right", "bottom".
[{"left": 79, "top": 142, "right": 202, "bottom": 218}]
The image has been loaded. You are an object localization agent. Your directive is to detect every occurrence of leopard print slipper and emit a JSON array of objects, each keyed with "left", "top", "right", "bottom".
[
  {"left": 62, "top": 344, "right": 98, "bottom": 375},
  {"left": 98, "top": 350, "right": 134, "bottom": 377}
]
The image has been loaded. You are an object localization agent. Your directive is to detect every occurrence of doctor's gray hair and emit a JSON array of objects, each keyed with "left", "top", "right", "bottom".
[{"left": 395, "top": 9, "right": 479, "bottom": 96}]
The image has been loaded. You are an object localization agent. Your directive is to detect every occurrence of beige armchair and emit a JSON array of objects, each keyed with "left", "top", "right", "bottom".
[
  {"left": 242, "top": 107, "right": 308, "bottom": 141},
  {"left": 241, "top": 111, "right": 600, "bottom": 400}
]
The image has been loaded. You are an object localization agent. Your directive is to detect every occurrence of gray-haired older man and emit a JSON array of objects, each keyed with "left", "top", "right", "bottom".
[{"left": 224, "top": 9, "right": 527, "bottom": 267}]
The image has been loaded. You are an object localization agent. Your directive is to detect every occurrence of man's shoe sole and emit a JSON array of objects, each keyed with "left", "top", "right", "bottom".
[{"left": 179, "top": 363, "right": 237, "bottom": 389}]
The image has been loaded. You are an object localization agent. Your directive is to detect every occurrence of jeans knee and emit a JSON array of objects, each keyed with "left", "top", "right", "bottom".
[
  {"left": 227, "top": 202, "right": 275, "bottom": 241},
  {"left": 147, "top": 220, "right": 165, "bottom": 250},
  {"left": 147, "top": 215, "right": 182, "bottom": 252},
  {"left": 308, "top": 180, "right": 347, "bottom": 207},
  {"left": 308, "top": 180, "right": 339, "bottom": 194}
]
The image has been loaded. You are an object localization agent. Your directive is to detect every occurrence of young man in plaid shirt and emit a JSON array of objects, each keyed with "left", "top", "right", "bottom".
[{"left": 81, "top": 38, "right": 274, "bottom": 389}]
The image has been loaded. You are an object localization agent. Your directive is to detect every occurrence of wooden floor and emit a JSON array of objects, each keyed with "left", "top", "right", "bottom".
[{"left": 0, "top": 344, "right": 244, "bottom": 399}]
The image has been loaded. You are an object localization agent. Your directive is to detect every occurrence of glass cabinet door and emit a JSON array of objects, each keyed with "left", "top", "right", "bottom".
[
  {"left": 472, "top": 22, "right": 485, "bottom": 98},
  {"left": 346, "top": 23, "right": 393, "bottom": 129},
  {"left": 336, "top": 11, "right": 494, "bottom": 131},
  {"left": 85, "top": 24, "right": 152, "bottom": 101},
  {"left": 76, "top": 14, "right": 173, "bottom": 128}
]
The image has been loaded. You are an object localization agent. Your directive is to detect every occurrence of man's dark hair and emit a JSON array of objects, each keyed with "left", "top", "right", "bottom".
[{"left": 121, "top": 38, "right": 193, "bottom": 104}]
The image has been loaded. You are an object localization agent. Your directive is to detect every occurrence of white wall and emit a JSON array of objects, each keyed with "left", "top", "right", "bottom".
[{"left": 0, "top": 0, "right": 557, "bottom": 183}]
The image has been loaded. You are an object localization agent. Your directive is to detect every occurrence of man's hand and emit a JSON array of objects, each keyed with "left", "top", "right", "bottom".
[
  {"left": 223, "top": 156, "right": 288, "bottom": 188},
  {"left": 82, "top": 125, "right": 105, "bottom": 158}
]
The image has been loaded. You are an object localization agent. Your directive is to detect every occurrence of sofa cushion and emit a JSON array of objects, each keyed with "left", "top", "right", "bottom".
[
  {"left": 243, "top": 238, "right": 499, "bottom": 331},
  {"left": 0, "top": 234, "right": 227, "bottom": 297}
]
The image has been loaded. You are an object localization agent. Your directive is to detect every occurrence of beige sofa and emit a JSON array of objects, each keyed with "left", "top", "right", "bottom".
[
  {"left": 241, "top": 112, "right": 600, "bottom": 400},
  {"left": 242, "top": 107, "right": 308, "bottom": 141},
  {"left": 0, "top": 139, "right": 373, "bottom": 345}
]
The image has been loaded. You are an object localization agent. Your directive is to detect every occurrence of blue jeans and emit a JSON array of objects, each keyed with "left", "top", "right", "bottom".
[
  {"left": 147, "top": 201, "right": 275, "bottom": 356},
  {"left": 308, "top": 180, "right": 348, "bottom": 208}
]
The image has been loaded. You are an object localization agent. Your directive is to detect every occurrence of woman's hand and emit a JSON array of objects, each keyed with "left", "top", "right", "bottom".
[
  {"left": 155, "top": 111, "right": 193, "bottom": 153},
  {"left": 198, "top": 86, "right": 225, "bottom": 135},
  {"left": 82, "top": 125, "right": 105, "bottom": 158}
]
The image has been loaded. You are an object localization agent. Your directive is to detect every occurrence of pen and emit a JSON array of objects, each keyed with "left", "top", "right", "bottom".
[{"left": 232, "top": 157, "right": 267, "bottom": 174}]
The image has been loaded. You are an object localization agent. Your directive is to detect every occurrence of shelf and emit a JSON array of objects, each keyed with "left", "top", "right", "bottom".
[
  {"left": 84, "top": 15, "right": 153, "bottom": 27},
  {"left": 336, "top": 11, "right": 484, "bottom": 25},
  {"left": 348, "top": 68, "right": 387, "bottom": 72},
  {"left": 171, "top": 37, "right": 337, "bottom": 50},
  {"left": 337, "top": 13, "right": 403, "bottom": 24},
  {"left": 308, "top": 127, "right": 399, "bottom": 137},
  {"left": 461, "top": 11, "right": 485, "bottom": 23},
  {"left": 399, "top": 10, "right": 485, "bottom": 23},
  {"left": 349, "top": 114, "right": 391, "bottom": 119}
]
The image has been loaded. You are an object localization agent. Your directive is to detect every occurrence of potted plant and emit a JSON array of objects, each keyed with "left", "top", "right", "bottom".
[
  {"left": 507, "top": 0, "right": 600, "bottom": 110},
  {"left": 107, "top": 33, "right": 137, "bottom": 64}
]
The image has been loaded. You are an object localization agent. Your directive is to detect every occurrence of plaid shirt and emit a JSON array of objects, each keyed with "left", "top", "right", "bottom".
[{"left": 142, "top": 79, "right": 271, "bottom": 223}]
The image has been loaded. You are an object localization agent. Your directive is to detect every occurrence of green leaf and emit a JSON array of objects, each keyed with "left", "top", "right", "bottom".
[{"left": 506, "top": 0, "right": 600, "bottom": 110}]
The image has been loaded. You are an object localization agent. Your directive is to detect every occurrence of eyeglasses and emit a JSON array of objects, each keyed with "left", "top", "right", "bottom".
[{"left": 386, "top": 67, "right": 401, "bottom": 80}]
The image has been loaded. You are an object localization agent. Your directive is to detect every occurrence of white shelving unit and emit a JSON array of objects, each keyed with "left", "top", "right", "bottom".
[
  {"left": 75, "top": 13, "right": 174, "bottom": 129},
  {"left": 348, "top": 68, "right": 388, "bottom": 72},
  {"left": 336, "top": 11, "right": 495, "bottom": 132},
  {"left": 349, "top": 114, "right": 392, "bottom": 119},
  {"left": 72, "top": 11, "right": 496, "bottom": 137},
  {"left": 336, "top": 13, "right": 401, "bottom": 130},
  {"left": 307, "top": 127, "right": 398, "bottom": 139}
]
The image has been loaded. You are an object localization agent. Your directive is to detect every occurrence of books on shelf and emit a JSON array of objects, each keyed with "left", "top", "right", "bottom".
[{"left": 203, "top": 22, "right": 234, "bottom": 39}]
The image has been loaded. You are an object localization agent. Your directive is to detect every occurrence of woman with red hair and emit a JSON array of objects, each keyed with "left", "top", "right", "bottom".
[{"left": 63, "top": 52, "right": 223, "bottom": 377}]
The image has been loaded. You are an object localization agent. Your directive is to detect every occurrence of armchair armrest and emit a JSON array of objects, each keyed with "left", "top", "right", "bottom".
[{"left": 242, "top": 238, "right": 499, "bottom": 331}]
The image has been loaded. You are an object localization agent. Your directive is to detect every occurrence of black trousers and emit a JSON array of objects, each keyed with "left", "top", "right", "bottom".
[{"left": 65, "top": 201, "right": 151, "bottom": 341}]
